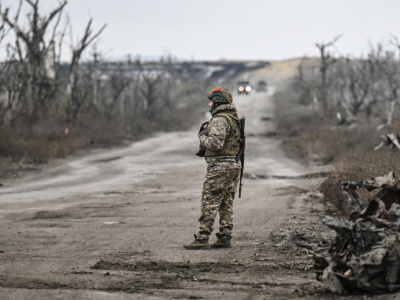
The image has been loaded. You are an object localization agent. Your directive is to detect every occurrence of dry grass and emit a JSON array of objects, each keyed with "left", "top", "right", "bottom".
[
  {"left": 293, "top": 125, "right": 382, "bottom": 164},
  {"left": 0, "top": 89, "right": 205, "bottom": 176},
  {"left": 0, "top": 127, "right": 83, "bottom": 164},
  {"left": 274, "top": 77, "right": 400, "bottom": 215}
]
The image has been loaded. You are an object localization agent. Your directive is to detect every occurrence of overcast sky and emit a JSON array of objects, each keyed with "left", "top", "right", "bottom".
[{"left": 2, "top": 0, "right": 400, "bottom": 61}]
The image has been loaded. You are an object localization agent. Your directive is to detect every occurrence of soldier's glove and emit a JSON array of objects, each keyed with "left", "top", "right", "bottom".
[
  {"left": 198, "top": 130, "right": 207, "bottom": 138},
  {"left": 195, "top": 145, "right": 206, "bottom": 157}
]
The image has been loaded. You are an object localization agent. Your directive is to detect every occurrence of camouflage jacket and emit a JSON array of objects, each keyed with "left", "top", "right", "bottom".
[{"left": 199, "top": 103, "right": 241, "bottom": 166}]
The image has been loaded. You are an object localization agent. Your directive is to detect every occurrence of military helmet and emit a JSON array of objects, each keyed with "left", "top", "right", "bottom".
[{"left": 208, "top": 87, "right": 233, "bottom": 104}]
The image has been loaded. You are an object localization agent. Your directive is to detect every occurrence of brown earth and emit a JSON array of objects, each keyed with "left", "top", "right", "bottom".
[{"left": 0, "top": 64, "right": 395, "bottom": 299}]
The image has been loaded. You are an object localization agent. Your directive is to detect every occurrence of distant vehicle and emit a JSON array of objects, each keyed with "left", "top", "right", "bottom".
[
  {"left": 237, "top": 81, "right": 252, "bottom": 95},
  {"left": 256, "top": 80, "right": 267, "bottom": 92}
]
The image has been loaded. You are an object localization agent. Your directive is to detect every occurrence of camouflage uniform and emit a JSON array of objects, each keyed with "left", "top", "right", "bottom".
[{"left": 197, "top": 103, "right": 241, "bottom": 240}]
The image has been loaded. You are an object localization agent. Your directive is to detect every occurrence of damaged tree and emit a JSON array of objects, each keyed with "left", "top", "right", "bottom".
[
  {"left": 66, "top": 19, "right": 106, "bottom": 122},
  {"left": 367, "top": 43, "right": 400, "bottom": 129},
  {"left": 315, "top": 171, "right": 400, "bottom": 294},
  {"left": 331, "top": 58, "right": 371, "bottom": 125},
  {"left": 0, "top": 0, "right": 67, "bottom": 124},
  {"left": 315, "top": 35, "right": 341, "bottom": 115},
  {"left": 136, "top": 59, "right": 163, "bottom": 115},
  {"left": 297, "top": 35, "right": 400, "bottom": 129},
  {"left": 296, "top": 35, "right": 342, "bottom": 121},
  {"left": 0, "top": 0, "right": 106, "bottom": 124}
]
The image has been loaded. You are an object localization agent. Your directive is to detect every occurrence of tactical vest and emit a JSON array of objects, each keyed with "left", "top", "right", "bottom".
[{"left": 205, "top": 112, "right": 241, "bottom": 157}]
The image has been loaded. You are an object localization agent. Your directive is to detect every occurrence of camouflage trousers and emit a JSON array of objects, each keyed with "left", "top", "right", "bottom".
[{"left": 197, "top": 159, "right": 240, "bottom": 240}]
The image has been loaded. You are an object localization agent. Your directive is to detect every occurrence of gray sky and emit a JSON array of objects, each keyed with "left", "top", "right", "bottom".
[{"left": 2, "top": 0, "right": 400, "bottom": 61}]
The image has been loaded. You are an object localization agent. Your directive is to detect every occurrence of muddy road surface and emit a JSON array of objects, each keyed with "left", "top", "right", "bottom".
[{"left": 0, "top": 87, "right": 344, "bottom": 299}]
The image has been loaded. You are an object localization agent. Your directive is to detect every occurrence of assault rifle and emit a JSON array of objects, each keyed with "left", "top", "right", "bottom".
[{"left": 236, "top": 116, "right": 245, "bottom": 198}]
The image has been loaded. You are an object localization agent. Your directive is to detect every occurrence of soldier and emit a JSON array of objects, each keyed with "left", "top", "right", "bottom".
[{"left": 184, "top": 87, "right": 241, "bottom": 250}]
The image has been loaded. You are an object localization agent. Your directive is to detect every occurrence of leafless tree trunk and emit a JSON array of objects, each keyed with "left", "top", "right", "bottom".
[
  {"left": 331, "top": 58, "right": 370, "bottom": 123},
  {"left": 297, "top": 58, "right": 320, "bottom": 110},
  {"left": 136, "top": 59, "right": 163, "bottom": 115},
  {"left": 367, "top": 43, "right": 400, "bottom": 127},
  {"left": 65, "top": 19, "right": 106, "bottom": 122},
  {"left": 108, "top": 62, "right": 134, "bottom": 118},
  {"left": 314, "top": 35, "right": 341, "bottom": 116}
]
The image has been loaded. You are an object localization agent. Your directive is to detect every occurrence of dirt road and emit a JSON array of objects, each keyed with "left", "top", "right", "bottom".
[{"left": 0, "top": 86, "right": 339, "bottom": 299}]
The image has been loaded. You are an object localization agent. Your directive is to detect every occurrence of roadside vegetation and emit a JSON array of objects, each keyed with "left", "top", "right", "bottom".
[
  {"left": 0, "top": 0, "right": 207, "bottom": 177},
  {"left": 274, "top": 36, "right": 400, "bottom": 215}
]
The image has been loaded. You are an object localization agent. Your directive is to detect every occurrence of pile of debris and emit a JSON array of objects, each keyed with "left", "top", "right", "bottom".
[{"left": 314, "top": 171, "right": 400, "bottom": 294}]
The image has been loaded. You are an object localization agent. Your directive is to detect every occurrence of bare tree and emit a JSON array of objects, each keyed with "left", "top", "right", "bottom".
[
  {"left": 91, "top": 56, "right": 135, "bottom": 120},
  {"left": 136, "top": 59, "right": 163, "bottom": 115},
  {"left": 0, "top": 0, "right": 67, "bottom": 124},
  {"left": 0, "top": 17, "right": 14, "bottom": 123},
  {"left": 108, "top": 62, "right": 134, "bottom": 117},
  {"left": 314, "top": 35, "right": 342, "bottom": 115},
  {"left": 390, "top": 34, "right": 400, "bottom": 60},
  {"left": 65, "top": 19, "right": 106, "bottom": 122},
  {"left": 367, "top": 43, "right": 400, "bottom": 127},
  {"left": 297, "top": 57, "right": 320, "bottom": 109},
  {"left": 331, "top": 58, "right": 371, "bottom": 123}
]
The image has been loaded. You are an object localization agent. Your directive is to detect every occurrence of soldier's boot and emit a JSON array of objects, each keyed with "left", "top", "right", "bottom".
[
  {"left": 183, "top": 234, "right": 209, "bottom": 250},
  {"left": 210, "top": 233, "right": 232, "bottom": 248}
]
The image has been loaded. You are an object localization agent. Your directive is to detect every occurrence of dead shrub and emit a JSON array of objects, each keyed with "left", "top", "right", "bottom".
[
  {"left": 0, "top": 84, "right": 206, "bottom": 170},
  {"left": 285, "top": 120, "right": 397, "bottom": 216},
  {"left": 274, "top": 77, "right": 400, "bottom": 216},
  {"left": 274, "top": 80, "right": 326, "bottom": 138},
  {"left": 294, "top": 125, "right": 382, "bottom": 164},
  {"left": 0, "top": 130, "right": 81, "bottom": 164}
]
